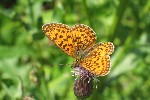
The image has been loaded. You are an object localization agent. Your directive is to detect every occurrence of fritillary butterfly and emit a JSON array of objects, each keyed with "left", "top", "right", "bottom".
[{"left": 42, "top": 23, "right": 114, "bottom": 76}]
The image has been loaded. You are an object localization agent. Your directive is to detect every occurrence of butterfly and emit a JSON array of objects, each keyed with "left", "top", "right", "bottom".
[{"left": 42, "top": 23, "right": 114, "bottom": 76}]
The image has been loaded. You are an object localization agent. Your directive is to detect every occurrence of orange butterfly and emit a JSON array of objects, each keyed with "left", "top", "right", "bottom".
[{"left": 42, "top": 23, "right": 114, "bottom": 76}]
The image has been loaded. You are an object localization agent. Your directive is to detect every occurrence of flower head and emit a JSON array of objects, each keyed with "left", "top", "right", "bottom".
[{"left": 73, "top": 64, "right": 94, "bottom": 99}]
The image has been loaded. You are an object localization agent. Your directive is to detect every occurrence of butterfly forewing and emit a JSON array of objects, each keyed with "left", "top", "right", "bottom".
[
  {"left": 71, "top": 24, "right": 96, "bottom": 56},
  {"left": 42, "top": 23, "right": 96, "bottom": 58},
  {"left": 42, "top": 23, "right": 75, "bottom": 57}
]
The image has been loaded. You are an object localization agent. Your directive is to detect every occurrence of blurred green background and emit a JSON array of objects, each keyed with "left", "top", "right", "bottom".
[{"left": 0, "top": 0, "right": 150, "bottom": 100}]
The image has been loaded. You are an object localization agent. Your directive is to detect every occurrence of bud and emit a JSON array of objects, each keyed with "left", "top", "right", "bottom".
[
  {"left": 73, "top": 65, "right": 94, "bottom": 99},
  {"left": 74, "top": 76, "right": 93, "bottom": 99}
]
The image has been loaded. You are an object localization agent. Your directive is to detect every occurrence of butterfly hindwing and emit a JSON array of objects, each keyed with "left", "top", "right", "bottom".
[{"left": 80, "top": 42, "right": 114, "bottom": 76}]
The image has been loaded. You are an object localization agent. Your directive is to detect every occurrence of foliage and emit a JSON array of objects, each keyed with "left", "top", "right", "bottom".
[{"left": 0, "top": 0, "right": 150, "bottom": 100}]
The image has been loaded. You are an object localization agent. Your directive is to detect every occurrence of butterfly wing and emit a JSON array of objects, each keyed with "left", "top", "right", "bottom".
[
  {"left": 80, "top": 42, "right": 114, "bottom": 76},
  {"left": 42, "top": 23, "right": 75, "bottom": 57},
  {"left": 42, "top": 23, "right": 96, "bottom": 58},
  {"left": 71, "top": 24, "right": 96, "bottom": 57}
]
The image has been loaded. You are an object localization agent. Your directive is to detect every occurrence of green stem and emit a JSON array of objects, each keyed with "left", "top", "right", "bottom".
[
  {"left": 82, "top": 0, "right": 93, "bottom": 28},
  {"left": 112, "top": 21, "right": 138, "bottom": 69},
  {"left": 28, "top": 0, "right": 34, "bottom": 26},
  {"left": 109, "top": 0, "right": 129, "bottom": 41},
  {"left": 39, "top": 67, "right": 51, "bottom": 99}
]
